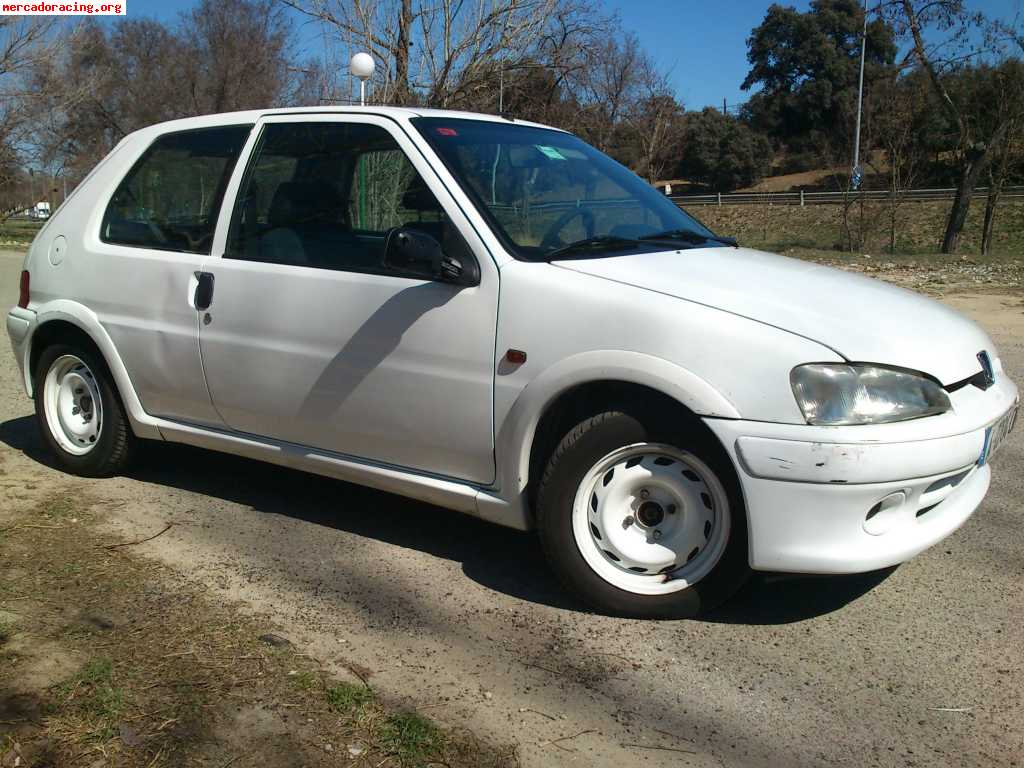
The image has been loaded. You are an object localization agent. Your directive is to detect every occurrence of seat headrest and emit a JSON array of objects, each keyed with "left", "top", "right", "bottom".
[
  {"left": 401, "top": 185, "right": 442, "bottom": 213},
  {"left": 268, "top": 181, "right": 342, "bottom": 227}
]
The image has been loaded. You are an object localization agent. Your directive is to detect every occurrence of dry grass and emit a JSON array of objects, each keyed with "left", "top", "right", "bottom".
[
  {"left": 694, "top": 199, "right": 1024, "bottom": 260},
  {"left": 0, "top": 218, "right": 43, "bottom": 246},
  {"left": 740, "top": 168, "right": 837, "bottom": 192},
  {"left": 0, "top": 489, "right": 518, "bottom": 768}
]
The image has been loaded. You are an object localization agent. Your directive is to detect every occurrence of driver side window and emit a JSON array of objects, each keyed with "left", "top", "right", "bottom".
[
  {"left": 101, "top": 125, "right": 252, "bottom": 254},
  {"left": 225, "top": 121, "right": 449, "bottom": 273}
]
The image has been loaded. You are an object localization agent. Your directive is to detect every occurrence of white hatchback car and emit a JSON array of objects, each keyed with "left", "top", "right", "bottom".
[{"left": 7, "top": 108, "right": 1018, "bottom": 617}]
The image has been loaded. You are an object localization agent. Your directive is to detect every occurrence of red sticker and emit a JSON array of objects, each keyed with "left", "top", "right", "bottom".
[{"left": 436, "top": 127, "right": 458, "bottom": 136}]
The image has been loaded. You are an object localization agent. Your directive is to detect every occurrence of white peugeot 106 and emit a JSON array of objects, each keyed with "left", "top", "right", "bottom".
[{"left": 7, "top": 108, "right": 1018, "bottom": 618}]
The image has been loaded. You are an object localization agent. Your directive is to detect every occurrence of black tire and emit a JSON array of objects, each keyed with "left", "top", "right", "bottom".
[
  {"left": 536, "top": 409, "right": 750, "bottom": 619},
  {"left": 34, "top": 343, "right": 136, "bottom": 477}
]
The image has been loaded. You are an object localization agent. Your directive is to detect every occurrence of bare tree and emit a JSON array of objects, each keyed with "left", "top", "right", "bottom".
[
  {"left": 277, "top": 0, "right": 685, "bottom": 183},
  {"left": 181, "top": 0, "right": 312, "bottom": 114},
  {"left": 821, "top": 78, "right": 881, "bottom": 253},
  {"left": 979, "top": 63, "right": 1023, "bottom": 255},
  {"left": 981, "top": 25, "right": 1024, "bottom": 255},
  {"left": 0, "top": 16, "right": 62, "bottom": 217},
  {"left": 29, "top": 20, "right": 190, "bottom": 175},
  {"left": 892, "top": 0, "right": 1023, "bottom": 253},
  {"left": 873, "top": 70, "right": 929, "bottom": 253},
  {"left": 576, "top": 32, "right": 644, "bottom": 153},
  {"left": 28, "top": 0, "right": 317, "bottom": 185},
  {"left": 278, "top": 0, "right": 602, "bottom": 108},
  {"left": 624, "top": 86, "right": 685, "bottom": 184}
]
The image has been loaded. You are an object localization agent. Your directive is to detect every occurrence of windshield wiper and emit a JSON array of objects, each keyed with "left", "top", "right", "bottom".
[
  {"left": 545, "top": 235, "right": 647, "bottom": 260},
  {"left": 639, "top": 229, "right": 738, "bottom": 248}
]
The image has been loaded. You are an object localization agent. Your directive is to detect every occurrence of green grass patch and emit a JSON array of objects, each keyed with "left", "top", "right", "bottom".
[
  {"left": 290, "top": 669, "right": 318, "bottom": 690},
  {"left": 39, "top": 494, "right": 80, "bottom": 520},
  {"left": 56, "top": 657, "right": 127, "bottom": 740},
  {"left": 378, "top": 711, "right": 446, "bottom": 766},
  {"left": 56, "top": 563, "right": 82, "bottom": 578},
  {"left": 325, "top": 680, "right": 375, "bottom": 715},
  {"left": 64, "top": 657, "right": 115, "bottom": 690}
]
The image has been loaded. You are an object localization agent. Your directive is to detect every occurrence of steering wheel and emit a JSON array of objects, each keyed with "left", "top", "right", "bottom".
[
  {"left": 184, "top": 230, "right": 214, "bottom": 252},
  {"left": 540, "top": 207, "right": 596, "bottom": 250},
  {"left": 145, "top": 218, "right": 170, "bottom": 245}
]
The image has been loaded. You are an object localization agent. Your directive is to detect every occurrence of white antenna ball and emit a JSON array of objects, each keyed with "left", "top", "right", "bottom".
[{"left": 349, "top": 52, "right": 375, "bottom": 81}]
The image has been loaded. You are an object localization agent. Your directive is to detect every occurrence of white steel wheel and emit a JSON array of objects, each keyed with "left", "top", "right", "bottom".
[
  {"left": 42, "top": 354, "right": 104, "bottom": 456},
  {"left": 571, "top": 443, "right": 731, "bottom": 596}
]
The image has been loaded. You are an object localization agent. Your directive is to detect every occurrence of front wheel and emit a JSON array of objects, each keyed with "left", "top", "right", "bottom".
[{"left": 536, "top": 411, "right": 749, "bottom": 618}]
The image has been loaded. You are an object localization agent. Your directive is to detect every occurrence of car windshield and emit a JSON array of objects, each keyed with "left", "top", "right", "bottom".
[{"left": 412, "top": 117, "right": 719, "bottom": 261}]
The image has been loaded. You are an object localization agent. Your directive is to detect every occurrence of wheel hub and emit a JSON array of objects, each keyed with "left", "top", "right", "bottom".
[{"left": 636, "top": 500, "right": 665, "bottom": 528}]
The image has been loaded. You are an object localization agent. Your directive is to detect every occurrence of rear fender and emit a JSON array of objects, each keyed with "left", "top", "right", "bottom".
[{"left": 28, "top": 300, "right": 163, "bottom": 440}]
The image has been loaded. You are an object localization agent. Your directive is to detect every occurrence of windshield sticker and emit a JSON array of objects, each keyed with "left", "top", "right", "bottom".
[
  {"left": 535, "top": 145, "right": 567, "bottom": 160},
  {"left": 435, "top": 127, "right": 458, "bottom": 136}
]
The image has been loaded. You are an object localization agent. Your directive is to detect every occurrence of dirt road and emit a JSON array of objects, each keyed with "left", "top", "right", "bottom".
[{"left": 2, "top": 249, "right": 1022, "bottom": 767}]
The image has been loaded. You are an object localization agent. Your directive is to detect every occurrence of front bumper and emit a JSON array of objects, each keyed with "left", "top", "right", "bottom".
[
  {"left": 705, "top": 374, "right": 1017, "bottom": 574},
  {"left": 6, "top": 306, "right": 36, "bottom": 396}
]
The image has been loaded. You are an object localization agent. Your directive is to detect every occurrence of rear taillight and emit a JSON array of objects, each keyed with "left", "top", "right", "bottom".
[{"left": 18, "top": 270, "right": 29, "bottom": 308}]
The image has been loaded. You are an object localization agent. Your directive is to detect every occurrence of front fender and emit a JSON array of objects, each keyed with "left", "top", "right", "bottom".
[{"left": 493, "top": 349, "right": 740, "bottom": 507}]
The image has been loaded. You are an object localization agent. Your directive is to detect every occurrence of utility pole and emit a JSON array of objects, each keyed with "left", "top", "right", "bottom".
[{"left": 852, "top": 0, "right": 869, "bottom": 190}]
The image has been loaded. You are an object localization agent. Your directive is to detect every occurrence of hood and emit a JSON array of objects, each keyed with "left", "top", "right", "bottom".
[{"left": 554, "top": 247, "right": 992, "bottom": 386}]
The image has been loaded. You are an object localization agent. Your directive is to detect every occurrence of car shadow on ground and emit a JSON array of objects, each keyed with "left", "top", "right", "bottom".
[
  {"left": 1, "top": 414, "right": 894, "bottom": 624},
  {"left": 704, "top": 567, "right": 896, "bottom": 624}
]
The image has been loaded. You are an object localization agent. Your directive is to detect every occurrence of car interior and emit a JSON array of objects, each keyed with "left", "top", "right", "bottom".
[
  {"left": 226, "top": 122, "right": 450, "bottom": 274},
  {"left": 101, "top": 125, "right": 252, "bottom": 255}
]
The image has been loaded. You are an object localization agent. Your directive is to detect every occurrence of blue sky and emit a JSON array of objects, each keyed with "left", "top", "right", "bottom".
[
  {"left": 606, "top": 0, "right": 1022, "bottom": 109},
  {"left": 120, "top": 0, "right": 1023, "bottom": 109}
]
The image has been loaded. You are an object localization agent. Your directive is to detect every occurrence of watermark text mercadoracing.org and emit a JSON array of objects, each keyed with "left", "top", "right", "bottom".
[{"left": 2, "top": 1, "right": 124, "bottom": 13}]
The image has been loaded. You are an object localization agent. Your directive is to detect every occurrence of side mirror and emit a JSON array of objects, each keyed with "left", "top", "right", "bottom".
[{"left": 384, "top": 227, "right": 476, "bottom": 286}]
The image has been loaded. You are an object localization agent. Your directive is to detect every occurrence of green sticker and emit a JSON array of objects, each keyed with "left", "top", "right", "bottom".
[{"left": 536, "top": 145, "right": 567, "bottom": 160}]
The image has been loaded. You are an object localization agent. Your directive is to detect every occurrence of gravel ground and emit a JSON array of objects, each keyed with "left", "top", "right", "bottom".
[{"left": 2, "top": 249, "right": 1022, "bottom": 767}]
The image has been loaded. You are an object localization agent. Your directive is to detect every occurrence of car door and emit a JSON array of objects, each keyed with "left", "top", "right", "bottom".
[
  {"left": 197, "top": 115, "right": 499, "bottom": 484},
  {"left": 89, "top": 124, "right": 252, "bottom": 425}
]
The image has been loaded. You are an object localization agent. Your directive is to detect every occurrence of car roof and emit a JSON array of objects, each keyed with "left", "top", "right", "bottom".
[{"left": 129, "top": 106, "right": 565, "bottom": 142}]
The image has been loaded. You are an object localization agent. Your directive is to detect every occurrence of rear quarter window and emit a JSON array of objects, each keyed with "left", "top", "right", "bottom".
[{"left": 101, "top": 125, "right": 252, "bottom": 254}]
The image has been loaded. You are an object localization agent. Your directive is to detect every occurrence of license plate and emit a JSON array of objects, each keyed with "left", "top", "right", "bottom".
[{"left": 980, "top": 404, "right": 1018, "bottom": 466}]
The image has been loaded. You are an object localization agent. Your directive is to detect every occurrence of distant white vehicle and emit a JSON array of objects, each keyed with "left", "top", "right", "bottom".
[
  {"left": 23, "top": 201, "right": 50, "bottom": 220},
  {"left": 6, "top": 107, "right": 1018, "bottom": 618}
]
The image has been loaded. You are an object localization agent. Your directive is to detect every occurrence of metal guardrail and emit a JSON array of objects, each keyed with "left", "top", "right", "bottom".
[
  {"left": 458, "top": 187, "right": 1024, "bottom": 217},
  {"left": 669, "top": 186, "right": 1024, "bottom": 207}
]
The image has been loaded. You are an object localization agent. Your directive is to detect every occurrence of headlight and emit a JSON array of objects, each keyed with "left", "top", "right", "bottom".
[{"left": 790, "top": 364, "right": 951, "bottom": 426}]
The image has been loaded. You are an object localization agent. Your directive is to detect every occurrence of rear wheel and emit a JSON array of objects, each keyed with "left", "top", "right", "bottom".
[
  {"left": 34, "top": 344, "right": 136, "bottom": 477},
  {"left": 536, "top": 410, "right": 749, "bottom": 618}
]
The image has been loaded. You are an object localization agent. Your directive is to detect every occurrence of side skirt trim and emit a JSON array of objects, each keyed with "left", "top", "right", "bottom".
[{"left": 156, "top": 420, "right": 529, "bottom": 531}]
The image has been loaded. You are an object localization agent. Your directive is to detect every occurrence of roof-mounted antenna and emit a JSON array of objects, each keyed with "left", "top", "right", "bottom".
[{"left": 349, "top": 52, "right": 375, "bottom": 106}]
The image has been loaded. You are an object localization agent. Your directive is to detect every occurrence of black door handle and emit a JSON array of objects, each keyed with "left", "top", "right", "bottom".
[{"left": 194, "top": 271, "right": 215, "bottom": 311}]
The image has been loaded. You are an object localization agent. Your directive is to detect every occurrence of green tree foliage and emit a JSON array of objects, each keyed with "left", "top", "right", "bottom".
[
  {"left": 741, "top": 0, "right": 897, "bottom": 155},
  {"left": 677, "top": 108, "right": 772, "bottom": 191}
]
